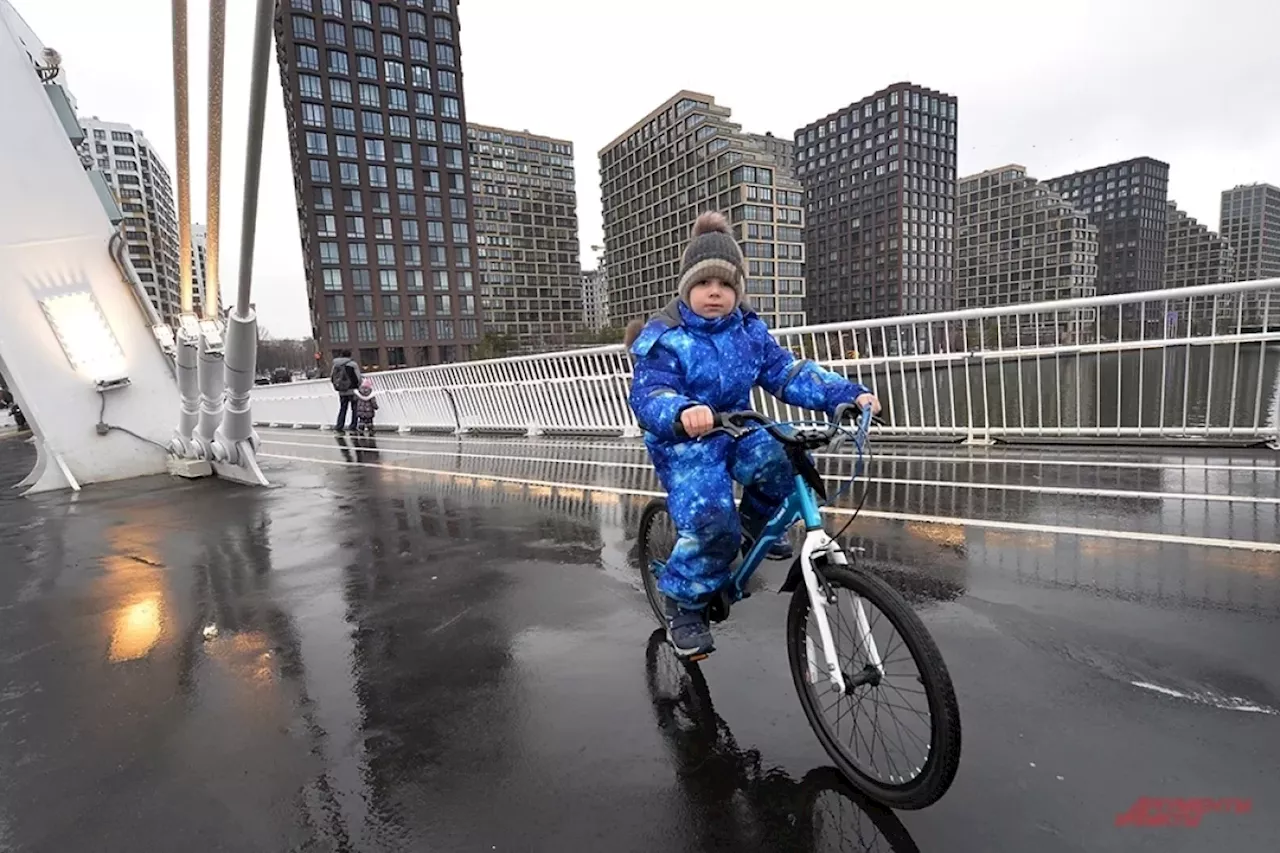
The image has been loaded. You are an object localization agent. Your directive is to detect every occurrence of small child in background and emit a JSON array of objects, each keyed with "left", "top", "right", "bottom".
[{"left": 354, "top": 378, "right": 378, "bottom": 435}]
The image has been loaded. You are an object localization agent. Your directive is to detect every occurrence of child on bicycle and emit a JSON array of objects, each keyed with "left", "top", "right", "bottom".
[{"left": 626, "top": 211, "right": 880, "bottom": 657}]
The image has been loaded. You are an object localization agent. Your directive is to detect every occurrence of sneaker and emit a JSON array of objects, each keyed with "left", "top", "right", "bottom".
[
  {"left": 663, "top": 596, "right": 714, "bottom": 657},
  {"left": 767, "top": 537, "right": 794, "bottom": 560}
]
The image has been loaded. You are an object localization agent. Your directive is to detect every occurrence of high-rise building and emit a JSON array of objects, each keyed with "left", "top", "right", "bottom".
[
  {"left": 274, "top": 0, "right": 481, "bottom": 369},
  {"left": 744, "top": 132, "right": 796, "bottom": 176},
  {"left": 795, "top": 82, "right": 958, "bottom": 324},
  {"left": 581, "top": 267, "right": 608, "bottom": 331},
  {"left": 1165, "top": 203, "right": 1235, "bottom": 290},
  {"left": 191, "top": 223, "right": 218, "bottom": 317},
  {"left": 467, "top": 123, "right": 581, "bottom": 353},
  {"left": 956, "top": 165, "right": 1097, "bottom": 327},
  {"left": 1045, "top": 157, "right": 1169, "bottom": 296},
  {"left": 599, "top": 91, "right": 807, "bottom": 329},
  {"left": 1220, "top": 183, "right": 1280, "bottom": 282},
  {"left": 78, "top": 117, "right": 182, "bottom": 325}
]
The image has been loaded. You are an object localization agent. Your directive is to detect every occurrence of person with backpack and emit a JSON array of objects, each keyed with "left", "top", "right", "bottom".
[{"left": 329, "top": 349, "right": 362, "bottom": 433}]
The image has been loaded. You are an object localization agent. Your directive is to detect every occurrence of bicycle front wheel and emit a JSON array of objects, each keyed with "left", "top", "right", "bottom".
[
  {"left": 637, "top": 499, "right": 677, "bottom": 625},
  {"left": 786, "top": 563, "right": 961, "bottom": 810}
]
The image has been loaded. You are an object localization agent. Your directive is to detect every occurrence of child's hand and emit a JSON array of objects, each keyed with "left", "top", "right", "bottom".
[
  {"left": 854, "top": 393, "right": 881, "bottom": 415},
  {"left": 679, "top": 405, "right": 715, "bottom": 438}
]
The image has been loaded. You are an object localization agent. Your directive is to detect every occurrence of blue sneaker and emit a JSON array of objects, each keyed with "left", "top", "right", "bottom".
[
  {"left": 663, "top": 597, "right": 714, "bottom": 658},
  {"left": 767, "top": 537, "right": 794, "bottom": 560}
]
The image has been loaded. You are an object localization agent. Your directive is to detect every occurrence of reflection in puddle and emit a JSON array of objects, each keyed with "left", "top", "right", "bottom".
[{"left": 108, "top": 597, "right": 162, "bottom": 662}]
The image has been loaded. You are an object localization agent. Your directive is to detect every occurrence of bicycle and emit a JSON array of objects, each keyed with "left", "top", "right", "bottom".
[{"left": 636, "top": 402, "right": 962, "bottom": 809}]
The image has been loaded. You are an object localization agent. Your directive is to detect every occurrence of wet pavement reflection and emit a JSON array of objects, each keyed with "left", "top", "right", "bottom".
[{"left": 2, "top": 433, "right": 1278, "bottom": 852}]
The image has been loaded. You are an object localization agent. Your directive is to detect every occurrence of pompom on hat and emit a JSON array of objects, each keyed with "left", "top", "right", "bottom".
[{"left": 676, "top": 211, "right": 746, "bottom": 304}]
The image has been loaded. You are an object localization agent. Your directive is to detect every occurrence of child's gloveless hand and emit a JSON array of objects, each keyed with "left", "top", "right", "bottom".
[{"left": 679, "top": 405, "right": 715, "bottom": 437}]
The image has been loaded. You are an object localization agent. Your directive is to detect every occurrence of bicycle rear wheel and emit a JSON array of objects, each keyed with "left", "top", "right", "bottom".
[
  {"left": 637, "top": 499, "right": 677, "bottom": 625},
  {"left": 786, "top": 563, "right": 961, "bottom": 810}
]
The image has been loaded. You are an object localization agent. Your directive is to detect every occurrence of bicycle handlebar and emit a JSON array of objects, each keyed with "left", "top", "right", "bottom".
[{"left": 672, "top": 402, "right": 874, "bottom": 447}]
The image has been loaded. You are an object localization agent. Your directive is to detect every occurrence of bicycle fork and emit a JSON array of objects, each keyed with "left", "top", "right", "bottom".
[{"left": 800, "top": 531, "right": 885, "bottom": 696}]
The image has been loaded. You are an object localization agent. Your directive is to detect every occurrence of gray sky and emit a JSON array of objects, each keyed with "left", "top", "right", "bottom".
[{"left": 21, "top": 0, "right": 1280, "bottom": 339}]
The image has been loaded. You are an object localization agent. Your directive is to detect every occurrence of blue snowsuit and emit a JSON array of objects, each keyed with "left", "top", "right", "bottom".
[{"left": 629, "top": 300, "right": 871, "bottom": 607}]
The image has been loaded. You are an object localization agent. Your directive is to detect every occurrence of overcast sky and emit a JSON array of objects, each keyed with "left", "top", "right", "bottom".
[{"left": 18, "top": 0, "right": 1280, "bottom": 338}]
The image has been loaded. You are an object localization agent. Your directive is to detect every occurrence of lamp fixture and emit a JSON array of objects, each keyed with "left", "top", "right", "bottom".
[{"left": 39, "top": 291, "right": 130, "bottom": 389}]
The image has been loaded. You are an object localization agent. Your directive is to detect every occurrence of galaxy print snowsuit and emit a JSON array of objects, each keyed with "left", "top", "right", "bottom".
[{"left": 629, "top": 300, "right": 871, "bottom": 608}]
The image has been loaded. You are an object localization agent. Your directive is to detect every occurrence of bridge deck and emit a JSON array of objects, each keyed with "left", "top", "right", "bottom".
[{"left": 1, "top": 429, "right": 1277, "bottom": 851}]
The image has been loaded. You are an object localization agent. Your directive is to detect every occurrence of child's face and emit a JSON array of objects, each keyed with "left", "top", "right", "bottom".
[{"left": 688, "top": 278, "right": 736, "bottom": 318}]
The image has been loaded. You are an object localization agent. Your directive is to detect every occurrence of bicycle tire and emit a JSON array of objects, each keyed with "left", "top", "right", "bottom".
[
  {"left": 786, "top": 564, "right": 961, "bottom": 810},
  {"left": 637, "top": 499, "right": 674, "bottom": 625}
]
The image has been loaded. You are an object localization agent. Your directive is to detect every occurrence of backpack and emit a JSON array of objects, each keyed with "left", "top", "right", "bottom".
[{"left": 330, "top": 361, "right": 356, "bottom": 392}]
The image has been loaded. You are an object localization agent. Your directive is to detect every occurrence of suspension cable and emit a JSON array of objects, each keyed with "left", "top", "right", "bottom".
[
  {"left": 235, "top": 0, "right": 275, "bottom": 318},
  {"left": 205, "top": 0, "right": 225, "bottom": 320},
  {"left": 170, "top": 0, "right": 193, "bottom": 318}
]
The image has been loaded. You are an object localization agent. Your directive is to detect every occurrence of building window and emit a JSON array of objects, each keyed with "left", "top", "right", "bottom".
[
  {"left": 433, "top": 16, "right": 452, "bottom": 40},
  {"left": 408, "top": 294, "right": 427, "bottom": 315},
  {"left": 457, "top": 269, "right": 472, "bottom": 289},
  {"left": 396, "top": 167, "right": 414, "bottom": 189},
  {"left": 459, "top": 294, "right": 475, "bottom": 315},
  {"left": 435, "top": 43, "right": 455, "bottom": 66},
  {"left": 365, "top": 138, "right": 385, "bottom": 160},
  {"left": 325, "top": 294, "right": 346, "bottom": 317},
  {"left": 380, "top": 272, "right": 399, "bottom": 293},
  {"left": 404, "top": 245, "right": 421, "bottom": 267},
  {"left": 434, "top": 0, "right": 451, "bottom": 10},
  {"left": 442, "top": 123, "right": 462, "bottom": 144},
  {"left": 431, "top": 270, "right": 449, "bottom": 290},
  {"left": 448, "top": 173, "right": 465, "bottom": 194},
  {"left": 328, "top": 321, "right": 349, "bottom": 343},
  {"left": 372, "top": 192, "right": 390, "bottom": 213},
  {"left": 330, "top": 79, "right": 352, "bottom": 103},
  {"left": 383, "top": 33, "right": 403, "bottom": 56},
  {"left": 382, "top": 294, "right": 401, "bottom": 314},
  {"left": 384, "top": 320, "right": 404, "bottom": 340},
  {"left": 385, "top": 62, "right": 406, "bottom": 85},
  {"left": 452, "top": 223, "right": 468, "bottom": 243},
  {"left": 435, "top": 320, "right": 455, "bottom": 340},
  {"left": 299, "top": 74, "right": 323, "bottom": 99},
  {"left": 328, "top": 49, "right": 349, "bottom": 75},
  {"left": 315, "top": 187, "right": 334, "bottom": 210},
  {"left": 346, "top": 215, "right": 365, "bottom": 238},
  {"left": 377, "top": 244, "right": 396, "bottom": 265},
  {"left": 427, "top": 221, "right": 445, "bottom": 244},
  {"left": 458, "top": 319, "right": 477, "bottom": 340},
  {"left": 296, "top": 44, "right": 320, "bottom": 70},
  {"left": 292, "top": 0, "right": 313, "bottom": 8},
  {"left": 435, "top": 294, "right": 452, "bottom": 313},
  {"left": 389, "top": 116, "right": 411, "bottom": 137},
  {"left": 322, "top": 268, "right": 343, "bottom": 290},
  {"left": 416, "top": 119, "right": 437, "bottom": 141},
  {"left": 437, "top": 70, "right": 457, "bottom": 92},
  {"left": 323, "top": 21, "right": 345, "bottom": 45},
  {"left": 362, "top": 112, "right": 384, "bottom": 134},
  {"left": 349, "top": 243, "right": 368, "bottom": 264},
  {"left": 388, "top": 88, "right": 408, "bottom": 111},
  {"left": 368, "top": 165, "right": 388, "bottom": 187},
  {"left": 356, "top": 321, "right": 377, "bottom": 342},
  {"left": 406, "top": 271, "right": 425, "bottom": 291},
  {"left": 317, "top": 214, "right": 337, "bottom": 236},
  {"left": 322, "top": 0, "right": 342, "bottom": 15},
  {"left": 292, "top": 15, "right": 316, "bottom": 41},
  {"left": 310, "top": 159, "right": 330, "bottom": 183},
  {"left": 358, "top": 83, "right": 380, "bottom": 107},
  {"left": 444, "top": 148, "right": 463, "bottom": 170},
  {"left": 339, "top": 162, "right": 360, "bottom": 185},
  {"left": 374, "top": 218, "right": 393, "bottom": 239},
  {"left": 441, "top": 96, "right": 460, "bottom": 119},
  {"left": 304, "top": 131, "right": 328, "bottom": 154},
  {"left": 429, "top": 246, "right": 446, "bottom": 267},
  {"left": 380, "top": 4, "right": 399, "bottom": 27},
  {"left": 449, "top": 198, "right": 466, "bottom": 218},
  {"left": 411, "top": 65, "right": 431, "bottom": 88},
  {"left": 418, "top": 144, "right": 438, "bottom": 166},
  {"left": 333, "top": 107, "right": 355, "bottom": 131},
  {"left": 351, "top": 0, "right": 371, "bottom": 22},
  {"left": 336, "top": 134, "right": 358, "bottom": 158},
  {"left": 398, "top": 193, "right": 416, "bottom": 214},
  {"left": 319, "top": 242, "right": 340, "bottom": 263}
]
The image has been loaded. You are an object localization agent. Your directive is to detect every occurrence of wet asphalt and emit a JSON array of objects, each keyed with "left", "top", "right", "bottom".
[{"left": 1, "top": 429, "right": 1278, "bottom": 852}]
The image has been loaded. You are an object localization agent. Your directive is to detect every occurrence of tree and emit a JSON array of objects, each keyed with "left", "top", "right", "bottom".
[{"left": 472, "top": 333, "right": 516, "bottom": 360}]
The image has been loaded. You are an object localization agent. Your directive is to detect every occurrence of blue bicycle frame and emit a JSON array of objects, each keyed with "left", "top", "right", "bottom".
[{"left": 718, "top": 406, "right": 874, "bottom": 605}]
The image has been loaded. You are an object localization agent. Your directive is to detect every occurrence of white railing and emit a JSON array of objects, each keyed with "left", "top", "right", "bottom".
[{"left": 253, "top": 278, "right": 1280, "bottom": 446}]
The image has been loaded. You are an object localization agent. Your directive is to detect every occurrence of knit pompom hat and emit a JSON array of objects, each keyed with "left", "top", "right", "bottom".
[{"left": 677, "top": 211, "right": 746, "bottom": 304}]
